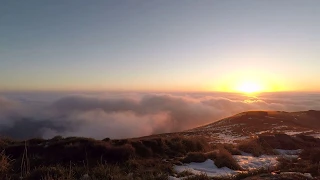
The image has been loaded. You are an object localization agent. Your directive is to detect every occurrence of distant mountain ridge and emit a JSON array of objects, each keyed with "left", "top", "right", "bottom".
[
  {"left": 144, "top": 110, "right": 320, "bottom": 144},
  {"left": 187, "top": 110, "right": 320, "bottom": 144}
]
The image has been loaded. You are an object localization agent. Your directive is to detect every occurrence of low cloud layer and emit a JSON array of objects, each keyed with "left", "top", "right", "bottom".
[{"left": 0, "top": 92, "right": 319, "bottom": 139}]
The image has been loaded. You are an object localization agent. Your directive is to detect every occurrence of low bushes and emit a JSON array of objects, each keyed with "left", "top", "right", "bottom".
[
  {"left": 213, "top": 148, "right": 241, "bottom": 170},
  {"left": 0, "top": 150, "right": 14, "bottom": 179},
  {"left": 182, "top": 147, "right": 242, "bottom": 170},
  {"left": 26, "top": 166, "right": 67, "bottom": 180},
  {"left": 0, "top": 135, "right": 209, "bottom": 179},
  {"left": 237, "top": 137, "right": 275, "bottom": 157},
  {"left": 277, "top": 156, "right": 320, "bottom": 176},
  {"left": 300, "top": 148, "right": 320, "bottom": 163},
  {"left": 222, "top": 144, "right": 242, "bottom": 155},
  {"left": 182, "top": 152, "right": 207, "bottom": 163},
  {"left": 131, "top": 136, "right": 209, "bottom": 158},
  {"left": 1, "top": 135, "right": 210, "bottom": 165},
  {"left": 131, "top": 141, "right": 153, "bottom": 158},
  {"left": 237, "top": 139, "right": 266, "bottom": 157}
]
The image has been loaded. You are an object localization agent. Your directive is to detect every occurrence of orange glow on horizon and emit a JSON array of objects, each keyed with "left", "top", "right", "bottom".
[
  {"left": 236, "top": 81, "right": 263, "bottom": 94},
  {"left": 209, "top": 70, "right": 286, "bottom": 93}
]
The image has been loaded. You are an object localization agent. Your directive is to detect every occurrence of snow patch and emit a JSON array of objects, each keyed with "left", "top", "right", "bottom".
[
  {"left": 272, "top": 125, "right": 287, "bottom": 130},
  {"left": 168, "top": 176, "right": 181, "bottom": 180},
  {"left": 214, "top": 133, "right": 248, "bottom": 144},
  {"left": 275, "top": 149, "right": 301, "bottom": 159},
  {"left": 174, "top": 159, "right": 240, "bottom": 178},
  {"left": 284, "top": 130, "right": 313, "bottom": 135},
  {"left": 172, "top": 151, "right": 301, "bottom": 179},
  {"left": 275, "top": 149, "right": 301, "bottom": 155},
  {"left": 233, "top": 154, "right": 278, "bottom": 170},
  {"left": 256, "top": 130, "right": 270, "bottom": 135},
  {"left": 309, "top": 133, "right": 320, "bottom": 139}
]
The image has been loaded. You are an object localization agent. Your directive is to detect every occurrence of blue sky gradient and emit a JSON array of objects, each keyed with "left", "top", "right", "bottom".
[{"left": 1, "top": 0, "right": 319, "bottom": 92}]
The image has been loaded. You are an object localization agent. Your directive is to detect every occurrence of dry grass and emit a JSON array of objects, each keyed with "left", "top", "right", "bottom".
[
  {"left": 1, "top": 133, "right": 319, "bottom": 179},
  {"left": 276, "top": 148, "right": 320, "bottom": 177},
  {"left": 237, "top": 137, "right": 275, "bottom": 157},
  {"left": 184, "top": 173, "right": 211, "bottom": 180},
  {"left": 237, "top": 139, "right": 265, "bottom": 157},
  {"left": 212, "top": 148, "right": 241, "bottom": 170},
  {"left": 0, "top": 150, "right": 14, "bottom": 179},
  {"left": 182, "top": 152, "right": 207, "bottom": 163},
  {"left": 181, "top": 147, "right": 242, "bottom": 171},
  {"left": 300, "top": 148, "right": 320, "bottom": 163},
  {"left": 221, "top": 144, "right": 241, "bottom": 155},
  {"left": 0, "top": 135, "right": 208, "bottom": 179},
  {"left": 176, "top": 170, "right": 194, "bottom": 178}
]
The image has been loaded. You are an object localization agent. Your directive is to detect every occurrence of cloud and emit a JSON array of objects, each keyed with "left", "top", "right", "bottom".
[
  {"left": 0, "top": 97, "right": 22, "bottom": 127},
  {"left": 0, "top": 92, "right": 319, "bottom": 139}
]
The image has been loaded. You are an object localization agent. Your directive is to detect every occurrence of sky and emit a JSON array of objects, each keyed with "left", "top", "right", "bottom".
[{"left": 1, "top": 0, "right": 320, "bottom": 92}]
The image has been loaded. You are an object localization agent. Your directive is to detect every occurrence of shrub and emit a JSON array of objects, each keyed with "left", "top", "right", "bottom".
[
  {"left": 108, "top": 144, "right": 135, "bottom": 162},
  {"left": 182, "top": 152, "right": 207, "bottom": 163},
  {"left": 181, "top": 137, "right": 209, "bottom": 152},
  {"left": 27, "top": 138, "right": 45, "bottom": 145},
  {"left": 300, "top": 148, "right": 320, "bottom": 163},
  {"left": 277, "top": 150, "right": 320, "bottom": 177},
  {"left": 26, "top": 166, "right": 67, "bottom": 180},
  {"left": 88, "top": 142, "right": 135, "bottom": 162},
  {"left": 130, "top": 141, "right": 153, "bottom": 158},
  {"left": 141, "top": 138, "right": 167, "bottom": 155},
  {"left": 205, "top": 150, "right": 218, "bottom": 160},
  {"left": 102, "top": 138, "right": 110, "bottom": 142},
  {"left": 111, "top": 139, "right": 129, "bottom": 146},
  {"left": 165, "top": 137, "right": 186, "bottom": 155},
  {"left": 213, "top": 148, "right": 241, "bottom": 170},
  {"left": 0, "top": 151, "right": 14, "bottom": 178},
  {"left": 0, "top": 135, "right": 210, "bottom": 179},
  {"left": 177, "top": 170, "right": 194, "bottom": 178},
  {"left": 238, "top": 139, "right": 264, "bottom": 157},
  {"left": 51, "top": 136, "right": 64, "bottom": 141},
  {"left": 0, "top": 138, "right": 18, "bottom": 151},
  {"left": 165, "top": 136, "right": 209, "bottom": 157},
  {"left": 222, "top": 144, "right": 241, "bottom": 155},
  {"left": 237, "top": 137, "right": 275, "bottom": 157},
  {"left": 90, "top": 164, "right": 124, "bottom": 179},
  {"left": 184, "top": 173, "right": 211, "bottom": 180}
]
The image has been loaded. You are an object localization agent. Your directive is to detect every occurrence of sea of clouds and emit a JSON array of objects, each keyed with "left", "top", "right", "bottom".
[{"left": 0, "top": 92, "right": 319, "bottom": 139}]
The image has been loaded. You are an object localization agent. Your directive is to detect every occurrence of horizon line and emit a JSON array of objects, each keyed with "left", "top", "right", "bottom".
[{"left": 1, "top": 89, "right": 320, "bottom": 94}]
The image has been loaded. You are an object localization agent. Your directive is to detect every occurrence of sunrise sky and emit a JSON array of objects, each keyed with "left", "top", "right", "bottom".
[{"left": 1, "top": 0, "right": 320, "bottom": 92}]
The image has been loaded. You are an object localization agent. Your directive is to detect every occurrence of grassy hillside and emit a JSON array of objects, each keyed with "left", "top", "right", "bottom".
[
  {"left": 0, "top": 134, "right": 319, "bottom": 179},
  {"left": 0, "top": 135, "right": 211, "bottom": 180}
]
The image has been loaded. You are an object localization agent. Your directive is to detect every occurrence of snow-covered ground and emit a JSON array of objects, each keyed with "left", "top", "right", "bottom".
[
  {"left": 174, "top": 159, "right": 240, "bottom": 178},
  {"left": 255, "top": 130, "right": 270, "bottom": 134},
  {"left": 310, "top": 133, "right": 320, "bottom": 139},
  {"left": 210, "top": 133, "right": 249, "bottom": 144},
  {"left": 173, "top": 155, "right": 277, "bottom": 179},
  {"left": 204, "top": 123, "right": 249, "bottom": 144},
  {"left": 275, "top": 149, "right": 301, "bottom": 155},
  {"left": 233, "top": 154, "right": 278, "bottom": 171},
  {"left": 171, "top": 149, "right": 302, "bottom": 179},
  {"left": 255, "top": 129, "right": 316, "bottom": 136},
  {"left": 284, "top": 130, "right": 313, "bottom": 135}
]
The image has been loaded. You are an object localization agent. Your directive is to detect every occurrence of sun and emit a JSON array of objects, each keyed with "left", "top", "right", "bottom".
[
  {"left": 236, "top": 81, "right": 262, "bottom": 94},
  {"left": 213, "top": 72, "right": 282, "bottom": 93}
]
